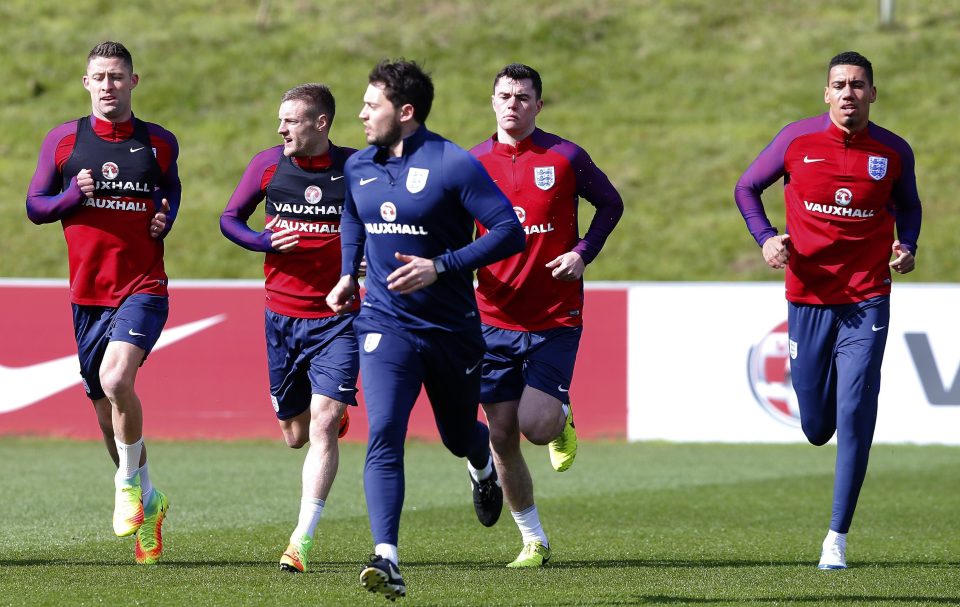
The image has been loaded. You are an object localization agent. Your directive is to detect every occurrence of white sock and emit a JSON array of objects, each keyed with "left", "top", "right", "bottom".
[
  {"left": 467, "top": 455, "right": 493, "bottom": 482},
  {"left": 825, "top": 530, "right": 846, "bottom": 546},
  {"left": 138, "top": 463, "right": 154, "bottom": 505},
  {"left": 375, "top": 543, "right": 398, "bottom": 566},
  {"left": 114, "top": 438, "right": 143, "bottom": 484},
  {"left": 292, "top": 497, "right": 325, "bottom": 541},
  {"left": 511, "top": 504, "right": 549, "bottom": 547}
]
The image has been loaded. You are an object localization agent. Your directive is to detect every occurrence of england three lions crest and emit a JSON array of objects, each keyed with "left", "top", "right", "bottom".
[
  {"left": 534, "top": 166, "right": 555, "bottom": 190},
  {"left": 868, "top": 156, "right": 888, "bottom": 181},
  {"left": 406, "top": 168, "right": 429, "bottom": 193}
]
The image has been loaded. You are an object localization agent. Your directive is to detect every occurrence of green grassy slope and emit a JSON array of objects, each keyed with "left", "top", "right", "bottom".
[
  {"left": 3, "top": 0, "right": 958, "bottom": 282},
  {"left": 1, "top": 439, "right": 958, "bottom": 605}
]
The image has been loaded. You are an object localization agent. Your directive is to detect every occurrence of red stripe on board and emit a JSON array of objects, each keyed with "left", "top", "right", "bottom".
[{"left": 0, "top": 283, "right": 627, "bottom": 441}]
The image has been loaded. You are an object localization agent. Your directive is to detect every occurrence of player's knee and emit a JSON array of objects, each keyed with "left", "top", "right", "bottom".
[
  {"left": 367, "top": 414, "right": 403, "bottom": 440},
  {"left": 441, "top": 435, "right": 471, "bottom": 458},
  {"left": 285, "top": 437, "right": 308, "bottom": 449},
  {"left": 519, "top": 415, "right": 561, "bottom": 446},
  {"left": 801, "top": 420, "right": 834, "bottom": 446},
  {"left": 309, "top": 413, "right": 341, "bottom": 444},
  {"left": 281, "top": 428, "right": 308, "bottom": 449},
  {"left": 488, "top": 424, "right": 519, "bottom": 453},
  {"left": 99, "top": 369, "right": 134, "bottom": 401}
]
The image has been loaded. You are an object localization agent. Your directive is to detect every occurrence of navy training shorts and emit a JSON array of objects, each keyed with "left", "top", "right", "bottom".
[
  {"left": 266, "top": 309, "right": 359, "bottom": 420},
  {"left": 479, "top": 324, "right": 582, "bottom": 404},
  {"left": 72, "top": 294, "right": 169, "bottom": 401}
]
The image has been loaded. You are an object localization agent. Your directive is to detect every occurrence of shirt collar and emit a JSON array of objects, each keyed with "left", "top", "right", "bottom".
[
  {"left": 293, "top": 150, "right": 332, "bottom": 170},
  {"left": 90, "top": 114, "right": 135, "bottom": 142},
  {"left": 826, "top": 115, "right": 871, "bottom": 143},
  {"left": 490, "top": 127, "right": 540, "bottom": 156}
]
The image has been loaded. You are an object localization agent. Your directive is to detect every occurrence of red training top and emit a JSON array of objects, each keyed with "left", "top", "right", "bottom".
[
  {"left": 26, "top": 115, "right": 181, "bottom": 306},
  {"left": 470, "top": 128, "right": 623, "bottom": 331},
  {"left": 735, "top": 113, "right": 922, "bottom": 304}
]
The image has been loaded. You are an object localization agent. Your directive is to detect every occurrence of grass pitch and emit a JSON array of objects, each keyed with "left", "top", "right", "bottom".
[{"left": 0, "top": 439, "right": 958, "bottom": 606}]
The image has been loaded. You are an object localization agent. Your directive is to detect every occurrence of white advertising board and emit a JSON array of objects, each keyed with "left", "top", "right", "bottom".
[{"left": 627, "top": 283, "right": 960, "bottom": 444}]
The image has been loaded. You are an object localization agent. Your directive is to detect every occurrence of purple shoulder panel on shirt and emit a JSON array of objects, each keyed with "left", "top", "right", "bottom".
[
  {"left": 142, "top": 120, "right": 182, "bottom": 235},
  {"left": 867, "top": 123, "right": 922, "bottom": 253},
  {"left": 469, "top": 136, "right": 496, "bottom": 158},
  {"left": 734, "top": 113, "right": 831, "bottom": 247},
  {"left": 530, "top": 129, "right": 624, "bottom": 265},
  {"left": 25, "top": 120, "right": 82, "bottom": 224},
  {"left": 219, "top": 145, "right": 283, "bottom": 252},
  {"left": 144, "top": 121, "right": 179, "bottom": 153}
]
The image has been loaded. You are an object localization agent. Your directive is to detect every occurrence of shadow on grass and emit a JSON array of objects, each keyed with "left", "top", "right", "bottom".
[
  {"left": 610, "top": 597, "right": 960, "bottom": 606},
  {"left": 5, "top": 556, "right": 960, "bottom": 571},
  {"left": 402, "top": 557, "right": 960, "bottom": 570},
  {"left": 0, "top": 559, "right": 268, "bottom": 568}
]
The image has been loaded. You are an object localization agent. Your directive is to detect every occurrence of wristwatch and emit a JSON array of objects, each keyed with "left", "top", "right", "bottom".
[{"left": 433, "top": 257, "right": 446, "bottom": 274}]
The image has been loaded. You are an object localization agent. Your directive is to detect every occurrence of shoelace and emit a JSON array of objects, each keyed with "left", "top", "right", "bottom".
[
  {"left": 138, "top": 500, "right": 165, "bottom": 548},
  {"left": 477, "top": 478, "right": 498, "bottom": 499}
]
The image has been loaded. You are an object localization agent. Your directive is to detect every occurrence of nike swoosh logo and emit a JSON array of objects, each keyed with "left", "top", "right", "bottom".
[
  {"left": 0, "top": 314, "right": 226, "bottom": 415},
  {"left": 465, "top": 360, "right": 482, "bottom": 375},
  {"left": 871, "top": 324, "right": 886, "bottom": 332},
  {"left": 130, "top": 146, "right": 145, "bottom": 153},
  {"left": 331, "top": 175, "right": 344, "bottom": 181},
  {"left": 128, "top": 329, "right": 146, "bottom": 337},
  {"left": 803, "top": 156, "right": 826, "bottom": 163},
  {"left": 359, "top": 177, "right": 378, "bottom": 186},
  {"left": 337, "top": 384, "right": 356, "bottom": 392},
  {"left": 558, "top": 385, "right": 569, "bottom": 393}
]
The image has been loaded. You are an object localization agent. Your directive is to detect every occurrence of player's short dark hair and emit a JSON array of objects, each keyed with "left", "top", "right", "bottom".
[
  {"left": 368, "top": 59, "right": 434, "bottom": 124},
  {"left": 828, "top": 51, "right": 873, "bottom": 85},
  {"left": 87, "top": 41, "right": 134, "bottom": 73},
  {"left": 494, "top": 63, "right": 543, "bottom": 100},
  {"left": 281, "top": 83, "right": 336, "bottom": 125}
]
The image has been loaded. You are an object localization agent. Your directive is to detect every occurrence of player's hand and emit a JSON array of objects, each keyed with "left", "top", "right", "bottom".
[
  {"left": 150, "top": 198, "right": 170, "bottom": 239},
  {"left": 889, "top": 240, "right": 915, "bottom": 274},
  {"left": 327, "top": 275, "right": 358, "bottom": 314},
  {"left": 387, "top": 252, "right": 437, "bottom": 294},
  {"left": 77, "top": 169, "right": 95, "bottom": 198},
  {"left": 358, "top": 257, "right": 368, "bottom": 279},
  {"left": 546, "top": 251, "right": 585, "bottom": 281},
  {"left": 762, "top": 233, "right": 791, "bottom": 269},
  {"left": 265, "top": 214, "right": 299, "bottom": 253}
]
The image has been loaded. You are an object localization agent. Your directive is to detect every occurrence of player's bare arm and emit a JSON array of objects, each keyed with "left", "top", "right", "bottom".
[
  {"left": 326, "top": 275, "right": 358, "bottom": 314},
  {"left": 149, "top": 198, "right": 170, "bottom": 239},
  {"left": 762, "top": 233, "right": 791, "bottom": 270},
  {"left": 889, "top": 240, "right": 915, "bottom": 274},
  {"left": 77, "top": 168, "right": 95, "bottom": 198},
  {"left": 545, "top": 251, "right": 585, "bottom": 281},
  {"left": 264, "top": 214, "right": 300, "bottom": 252},
  {"left": 387, "top": 252, "right": 438, "bottom": 294}
]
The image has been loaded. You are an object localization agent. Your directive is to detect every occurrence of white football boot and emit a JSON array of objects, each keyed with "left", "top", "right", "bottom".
[{"left": 817, "top": 531, "right": 847, "bottom": 570}]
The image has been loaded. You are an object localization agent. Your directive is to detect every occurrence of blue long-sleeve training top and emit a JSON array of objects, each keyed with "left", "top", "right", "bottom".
[{"left": 340, "top": 125, "right": 524, "bottom": 332}]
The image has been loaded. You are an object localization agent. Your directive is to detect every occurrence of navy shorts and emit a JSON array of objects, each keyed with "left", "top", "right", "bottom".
[
  {"left": 72, "top": 294, "right": 169, "bottom": 401},
  {"left": 480, "top": 324, "right": 582, "bottom": 404},
  {"left": 266, "top": 309, "right": 359, "bottom": 420}
]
